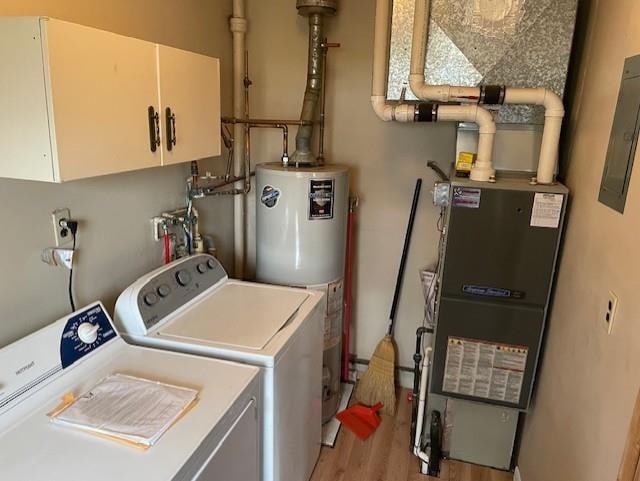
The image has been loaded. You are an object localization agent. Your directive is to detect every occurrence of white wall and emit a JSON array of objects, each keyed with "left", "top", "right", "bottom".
[
  {"left": 519, "top": 0, "right": 640, "bottom": 479},
  {"left": 244, "top": 0, "right": 456, "bottom": 381},
  {"left": 0, "top": 0, "right": 234, "bottom": 347}
]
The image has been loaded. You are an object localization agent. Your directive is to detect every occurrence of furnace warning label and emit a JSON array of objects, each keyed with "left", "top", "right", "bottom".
[
  {"left": 530, "top": 193, "right": 563, "bottom": 228},
  {"left": 443, "top": 337, "right": 527, "bottom": 404}
]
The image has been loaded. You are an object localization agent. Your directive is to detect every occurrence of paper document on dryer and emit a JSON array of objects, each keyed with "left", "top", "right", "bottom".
[{"left": 50, "top": 373, "right": 198, "bottom": 447}]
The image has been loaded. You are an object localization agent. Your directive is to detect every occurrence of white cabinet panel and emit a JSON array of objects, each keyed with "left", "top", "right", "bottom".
[
  {"left": 0, "top": 18, "right": 55, "bottom": 182},
  {"left": 157, "top": 45, "right": 221, "bottom": 166},
  {"left": 45, "top": 18, "right": 161, "bottom": 181}
]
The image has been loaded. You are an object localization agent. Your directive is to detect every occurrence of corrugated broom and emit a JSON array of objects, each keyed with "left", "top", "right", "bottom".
[{"left": 355, "top": 178, "right": 422, "bottom": 415}]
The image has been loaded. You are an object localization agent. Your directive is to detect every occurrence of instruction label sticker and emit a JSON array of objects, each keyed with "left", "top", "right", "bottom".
[
  {"left": 452, "top": 187, "right": 481, "bottom": 208},
  {"left": 308, "top": 279, "right": 344, "bottom": 350},
  {"left": 443, "top": 337, "right": 528, "bottom": 404},
  {"left": 261, "top": 185, "right": 281, "bottom": 208},
  {"left": 309, "top": 179, "right": 334, "bottom": 220},
  {"left": 530, "top": 193, "right": 563, "bottom": 228}
]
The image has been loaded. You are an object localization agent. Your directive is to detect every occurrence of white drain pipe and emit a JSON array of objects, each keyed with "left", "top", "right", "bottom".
[
  {"left": 409, "top": 0, "right": 565, "bottom": 184},
  {"left": 230, "top": 0, "right": 247, "bottom": 278},
  {"left": 371, "top": 0, "right": 496, "bottom": 180},
  {"left": 413, "top": 347, "right": 432, "bottom": 463}
]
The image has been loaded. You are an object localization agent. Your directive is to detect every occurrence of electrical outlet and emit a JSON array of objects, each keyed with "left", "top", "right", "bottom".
[
  {"left": 51, "top": 208, "right": 72, "bottom": 247},
  {"left": 604, "top": 291, "right": 619, "bottom": 334}
]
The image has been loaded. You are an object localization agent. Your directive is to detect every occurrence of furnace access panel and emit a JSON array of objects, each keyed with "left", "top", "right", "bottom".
[{"left": 431, "top": 176, "right": 568, "bottom": 410}]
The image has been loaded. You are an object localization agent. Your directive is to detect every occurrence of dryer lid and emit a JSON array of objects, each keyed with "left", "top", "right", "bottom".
[{"left": 157, "top": 283, "right": 310, "bottom": 350}]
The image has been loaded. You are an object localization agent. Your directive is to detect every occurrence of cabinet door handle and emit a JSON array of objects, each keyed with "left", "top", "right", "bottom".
[
  {"left": 148, "top": 106, "right": 161, "bottom": 152},
  {"left": 165, "top": 107, "right": 177, "bottom": 151}
]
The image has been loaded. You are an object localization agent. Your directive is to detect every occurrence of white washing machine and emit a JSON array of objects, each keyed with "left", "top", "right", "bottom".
[
  {"left": 114, "top": 254, "right": 325, "bottom": 481},
  {"left": 0, "top": 302, "right": 261, "bottom": 481}
]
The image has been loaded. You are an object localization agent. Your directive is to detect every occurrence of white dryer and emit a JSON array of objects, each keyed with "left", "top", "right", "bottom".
[
  {"left": 114, "top": 254, "right": 324, "bottom": 481},
  {"left": 0, "top": 302, "right": 261, "bottom": 481}
]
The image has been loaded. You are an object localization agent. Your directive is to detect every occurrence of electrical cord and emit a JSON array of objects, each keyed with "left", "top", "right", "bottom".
[
  {"left": 60, "top": 219, "right": 79, "bottom": 312},
  {"left": 69, "top": 232, "right": 77, "bottom": 311}
]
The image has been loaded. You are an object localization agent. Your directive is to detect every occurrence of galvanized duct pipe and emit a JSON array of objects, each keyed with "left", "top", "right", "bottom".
[{"left": 292, "top": 0, "right": 337, "bottom": 165}]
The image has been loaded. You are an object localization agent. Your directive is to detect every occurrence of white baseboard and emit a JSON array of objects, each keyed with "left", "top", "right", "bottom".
[{"left": 514, "top": 466, "right": 522, "bottom": 481}]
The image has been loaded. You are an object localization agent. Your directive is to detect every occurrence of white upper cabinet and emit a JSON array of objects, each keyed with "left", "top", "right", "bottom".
[
  {"left": 0, "top": 17, "right": 221, "bottom": 183},
  {"left": 46, "top": 19, "right": 161, "bottom": 181},
  {"left": 158, "top": 45, "right": 221, "bottom": 166}
]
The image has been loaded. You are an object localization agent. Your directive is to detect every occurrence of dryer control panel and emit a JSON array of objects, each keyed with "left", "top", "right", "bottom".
[
  {"left": 135, "top": 254, "right": 227, "bottom": 330},
  {"left": 60, "top": 304, "right": 118, "bottom": 368},
  {"left": 0, "top": 302, "right": 118, "bottom": 414}
]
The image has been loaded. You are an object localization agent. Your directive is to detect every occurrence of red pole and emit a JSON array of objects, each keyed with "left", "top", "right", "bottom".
[
  {"left": 342, "top": 197, "right": 356, "bottom": 381},
  {"left": 163, "top": 229, "right": 171, "bottom": 265}
]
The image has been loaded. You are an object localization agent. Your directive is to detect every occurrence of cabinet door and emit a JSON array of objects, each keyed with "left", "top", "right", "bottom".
[
  {"left": 0, "top": 18, "right": 54, "bottom": 182},
  {"left": 44, "top": 18, "right": 160, "bottom": 181},
  {"left": 157, "top": 45, "right": 221, "bottom": 166}
]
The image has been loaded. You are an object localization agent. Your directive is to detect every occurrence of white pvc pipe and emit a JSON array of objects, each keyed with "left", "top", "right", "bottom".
[
  {"left": 504, "top": 88, "right": 564, "bottom": 184},
  {"left": 413, "top": 346, "right": 432, "bottom": 463},
  {"left": 371, "top": 0, "right": 414, "bottom": 122},
  {"left": 409, "top": 0, "right": 480, "bottom": 103},
  {"left": 230, "top": 0, "right": 247, "bottom": 278},
  {"left": 370, "top": 0, "right": 497, "bottom": 177},
  {"left": 438, "top": 105, "right": 496, "bottom": 181},
  {"left": 409, "top": 0, "right": 565, "bottom": 184}
]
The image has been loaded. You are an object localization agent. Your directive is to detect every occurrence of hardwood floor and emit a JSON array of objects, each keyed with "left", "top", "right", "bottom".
[{"left": 311, "top": 388, "right": 513, "bottom": 481}]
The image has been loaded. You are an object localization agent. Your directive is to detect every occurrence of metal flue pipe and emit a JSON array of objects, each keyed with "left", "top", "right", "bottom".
[{"left": 291, "top": 0, "right": 337, "bottom": 165}]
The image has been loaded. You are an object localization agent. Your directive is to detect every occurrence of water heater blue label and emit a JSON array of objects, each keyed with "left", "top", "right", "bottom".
[
  {"left": 452, "top": 187, "right": 481, "bottom": 208},
  {"left": 261, "top": 185, "right": 281, "bottom": 208}
]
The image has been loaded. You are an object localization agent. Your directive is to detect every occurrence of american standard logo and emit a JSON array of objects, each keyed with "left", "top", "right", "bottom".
[{"left": 15, "top": 361, "right": 35, "bottom": 376}]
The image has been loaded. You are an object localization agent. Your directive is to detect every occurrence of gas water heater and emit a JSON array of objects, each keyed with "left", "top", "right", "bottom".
[{"left": 256, "top": 162, "right": 349, "bottom": 422}]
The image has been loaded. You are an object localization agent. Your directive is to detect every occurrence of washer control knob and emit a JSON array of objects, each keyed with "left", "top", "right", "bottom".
[
  {"left": 206, "top": 258, "right": 217, "bottom": 270},
  {"left": 197, "top": 263, "right": 208, "bottom": 274},
  {"left": 176, "top": 269, "right": 192, "bottom": 286},
  {"left": 143, "top": 292, "right": 159, "bottom": 306},
  {"left": 157, "top": 284, "right": 171, "bottom": 298},
  {"left": 77, "top": 322, "right": 99, "bottom": 344}
]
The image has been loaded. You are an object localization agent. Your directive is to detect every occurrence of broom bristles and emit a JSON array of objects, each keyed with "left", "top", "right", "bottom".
[{"left": 355, "top": 335, "right": 397, "bottom": 415}]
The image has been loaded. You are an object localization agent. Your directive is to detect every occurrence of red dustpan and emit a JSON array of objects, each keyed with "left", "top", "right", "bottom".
[{"left": 336, "top": 402, "right": 383, "bottom": 440}]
